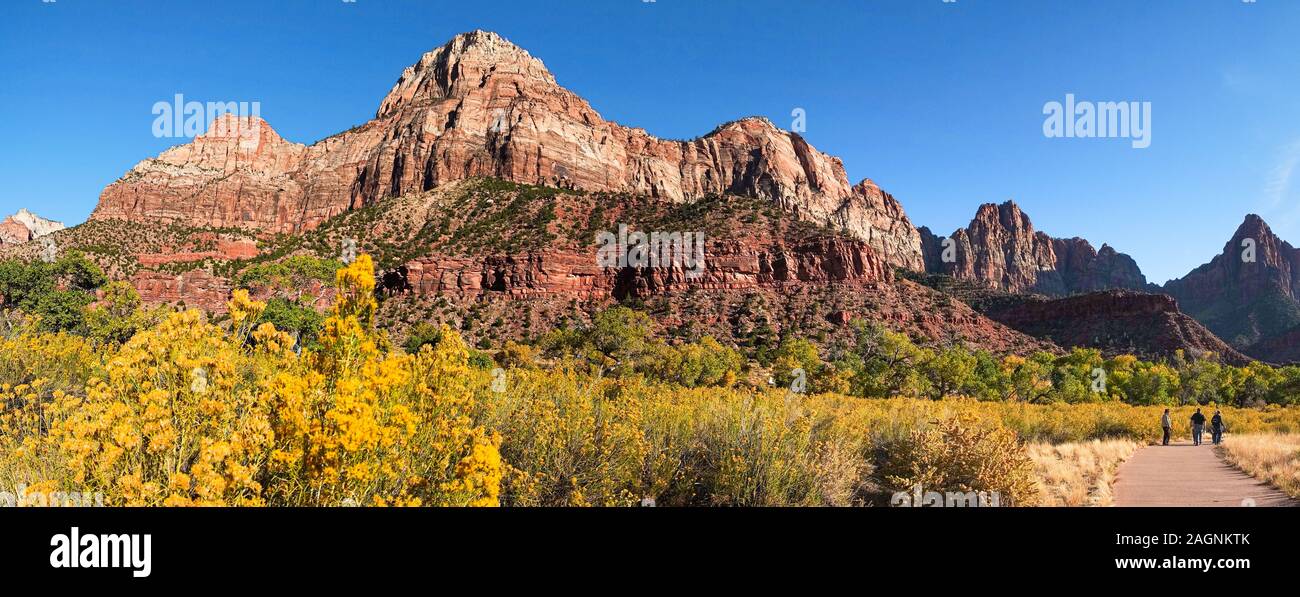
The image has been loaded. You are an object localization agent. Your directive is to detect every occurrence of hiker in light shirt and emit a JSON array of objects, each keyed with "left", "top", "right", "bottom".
[
  {"left": 1160, "top": 409, "right": 1172, "bottom": 446},
  {"left": 1190, "top": 408, "right": 1207, "bottom": 446}
]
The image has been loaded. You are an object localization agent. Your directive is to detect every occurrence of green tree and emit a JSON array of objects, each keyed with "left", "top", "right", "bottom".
[
  {"left": 256, "top": 298, "right": 325, "bottom": 350},
  {"left": 1002, "top": 353, "right": 1055, "bottom": 403},
  {"left": 771, "top": 337, "right": 822, "bottom": 390},
  {"left": 0, "top": 252, "right": 107, "bottom": 334},
  {"left": 403, "top": 322, "right": 445, "bottom": 354},
  {"left": 846, "top": 322, "right": 931, "bottom": 398},
  {"left": 677, "top": 336, "right": 744, "bottom": 388},
  {"left": 923, "top": 344, "right": 978, "bottom": 400},
  {"left": 85, "top": 281, "right": 163, "bottom": 344}
]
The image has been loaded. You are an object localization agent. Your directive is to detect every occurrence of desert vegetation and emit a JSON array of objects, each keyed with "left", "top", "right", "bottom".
[
  {"left": 1028, "top": 440, "right": 1142, "bottom": 506},
  {"left": 2, "top": 254, "right": 1299, "bottom": 507},
  {"left": 1218, "top": 434, "right": 1300, "bottom": 499}
]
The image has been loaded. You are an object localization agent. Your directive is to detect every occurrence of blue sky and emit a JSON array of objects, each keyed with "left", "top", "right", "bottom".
[{"left": 2, "top": 0, "right": 1299, "bottom": 284}]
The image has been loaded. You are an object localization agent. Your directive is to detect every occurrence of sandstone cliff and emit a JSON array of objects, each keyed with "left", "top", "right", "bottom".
[
  {"left": 920, "top": 200, "right": 1151, "bottom": 295},
  {"left": 1163, "top": 214, "right": 1300, "bottom": 352},
  {"left": 92, "top": 30, "right": 923, "bottom": 270},
  {"left": 0, "top": 208, "right": 66, "bottom": 244},
  {"left": 398, "top": 235, "right": 890, "bottom": 301}
]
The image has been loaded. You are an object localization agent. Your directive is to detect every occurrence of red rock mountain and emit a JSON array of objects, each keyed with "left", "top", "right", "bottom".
[
  {"left": 92, "top": 30, "right": 923, "bottom": 270},
  {"left": 327, "top": 184, "right": 1049, "bottom": 355},
  {"left": 0, "top": 209, "right": 66, "bottom": 244},
  {"left": 1162, "top": 214, "right": 1300, "bottom": 357},
  {"left": 919, "top": 200, "right": 1151, "bottom": 295},
  {"left": 70, "top": 30, "right": 1251, "bottom": 363},
  {"left": 979, "top": 290, "right": 1250, "bottom": 365}
]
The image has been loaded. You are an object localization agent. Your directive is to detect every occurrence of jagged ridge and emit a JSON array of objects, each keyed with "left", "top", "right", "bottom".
[
  {"left": 920, "top": 200, "right": 1152, "bottom": 296},
  {"left": 91, "top": 30, "right": 923, "bottom": 269}
]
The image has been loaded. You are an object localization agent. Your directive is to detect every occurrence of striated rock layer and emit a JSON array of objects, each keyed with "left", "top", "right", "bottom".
[
  {"left": 398, "top": 236, "right": 890, "bottom": 301},
  {"left": 130, "top": 269, "right": 233, "bottom": 313},
  {"left": 92, "top": 30, "right": 923, "bottom": 270},
  {"left": 920, "top": 200, "right": 1151, "bottom": 295}
]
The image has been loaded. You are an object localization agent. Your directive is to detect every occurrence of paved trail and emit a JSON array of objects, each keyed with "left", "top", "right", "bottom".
[{"left": 1113, "top": 440, "right": 1295, "bottom": 507}]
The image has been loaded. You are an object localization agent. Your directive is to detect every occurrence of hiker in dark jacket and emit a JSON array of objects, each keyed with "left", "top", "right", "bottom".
[
  {"left": 1211, "top": 410, "right": 1226, "bottom": 445},
  {"left": 1190, "top": 409, "right": 1207, "bottom": 446}
]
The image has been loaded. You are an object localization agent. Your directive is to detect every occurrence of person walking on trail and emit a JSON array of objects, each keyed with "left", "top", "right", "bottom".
[
  {"left": 1211, "top": 410, "right": 1226, "bottom": 445},
  {"left": 1161, "top": 409, "right": 1172, "bottom": 446},
  {"left": 1190, "top": 408, "right": 1207, "bottom": 446}
]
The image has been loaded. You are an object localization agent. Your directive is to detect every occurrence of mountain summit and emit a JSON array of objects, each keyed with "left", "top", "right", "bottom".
[
  {"left": 90, "top": 30, "right": 924, "bottom": 269},
  {"left": 1163, "top": 214, "right": 1300, "bottom": 356},
  {"left": 920, "top": 200, "right": 1151, "bottom": 295},
  {"left": 0, "top": 208, "right": 66, "bottom": 244}
]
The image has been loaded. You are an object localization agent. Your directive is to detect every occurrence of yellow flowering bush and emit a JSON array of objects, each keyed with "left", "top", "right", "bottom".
[
  {"left": 261, "top": 255, "right": 503, "bottom": 506},
  {"left": 4, "top": 253, "right": 1300, "bottom": 507},
  {"left": 1, "top": 255, "right": 501, "bottom": 507},
  {"left": 49, "top": 309, "right": 274, "bottom": 505}
]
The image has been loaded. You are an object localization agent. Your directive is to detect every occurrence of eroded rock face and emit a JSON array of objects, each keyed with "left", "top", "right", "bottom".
[
  {"left": 0, "top": 219, "right": 30, "bottom": 244},
  {"left": 130, "top": 269, "right": 232, "bottom": 312},
  {"left": 386, "top": 260, "right": 1052, "bottom": 357},
  {"left": 94, "top": 117, "right": 315, "bottom": 231},
  {"left": 0, "top": 209, "right": 65, "bottom": 244},
  {"left": 1164, "top": 214, "right": 1300, "bottom": 350},
  {"left": 921, "top": 200, "right": 1150, "bottom": 295},
  {"left": 91, "top": 30, "right": 924, "bottom": 269},
  {"left": 402, "top": 236, "right": 891, "bottom": 300},
  {"left": 136, "top": 236, "right": 259, "bottom": 266}
]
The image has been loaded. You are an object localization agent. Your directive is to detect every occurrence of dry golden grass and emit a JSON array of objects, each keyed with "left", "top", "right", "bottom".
[
  {"left": 1219, "top": 434, "right": 1300, "bottom": 499},
  {"left": 1028, "top": 439, "right": 1142, "bottom": 506}
]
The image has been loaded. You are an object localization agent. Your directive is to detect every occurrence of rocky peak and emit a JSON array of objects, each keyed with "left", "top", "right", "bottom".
[
  {"left": 1226, "top": 214, "right": 1293, "bottom": 271},
  {"left": 1235, "top": 213, "right": 1271, "bottom": 239},
  {"left": 971, "top": 200, "right": 1031, "bottom": 234},
  {"left": 0, "top": 208, "right": 66, "bottom": 244},
  {"left": 376, "top": 30, "right": 563, "bottom": 119},
  {"left": 170, "top": 115, "right": 304, "bottom": 174},
  {"left": 922, "top": 201, "right": 1150, "bottom": 295},
  {"left": 12, "top": 208, "right": 66, "bottom": 237},
  {"left": 1163, "top": 214, "right": 1300, "bottom": 351},
  {"left": 1168, "top": 214, "right": 1299, "bottom": 298},
  {"left": 92, "top": 115, "right": 310, "bottom": 230},
  {"left": 89, "top": 31, "right": 925, "bottom": 269}
]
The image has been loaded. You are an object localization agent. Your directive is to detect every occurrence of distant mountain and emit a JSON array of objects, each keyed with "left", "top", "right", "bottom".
[
  {"left": 1163, "top": 214, "right": 1300, "bottom": 361},
  {"left": 0, "top": 208, "right": 66, "bottom": 244},
  {"left": 920, "top": 201, "right": 1153, "bottom": 296},
  {"left": 979, "top": 290, "right": 1250, "bottom": 365}
]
